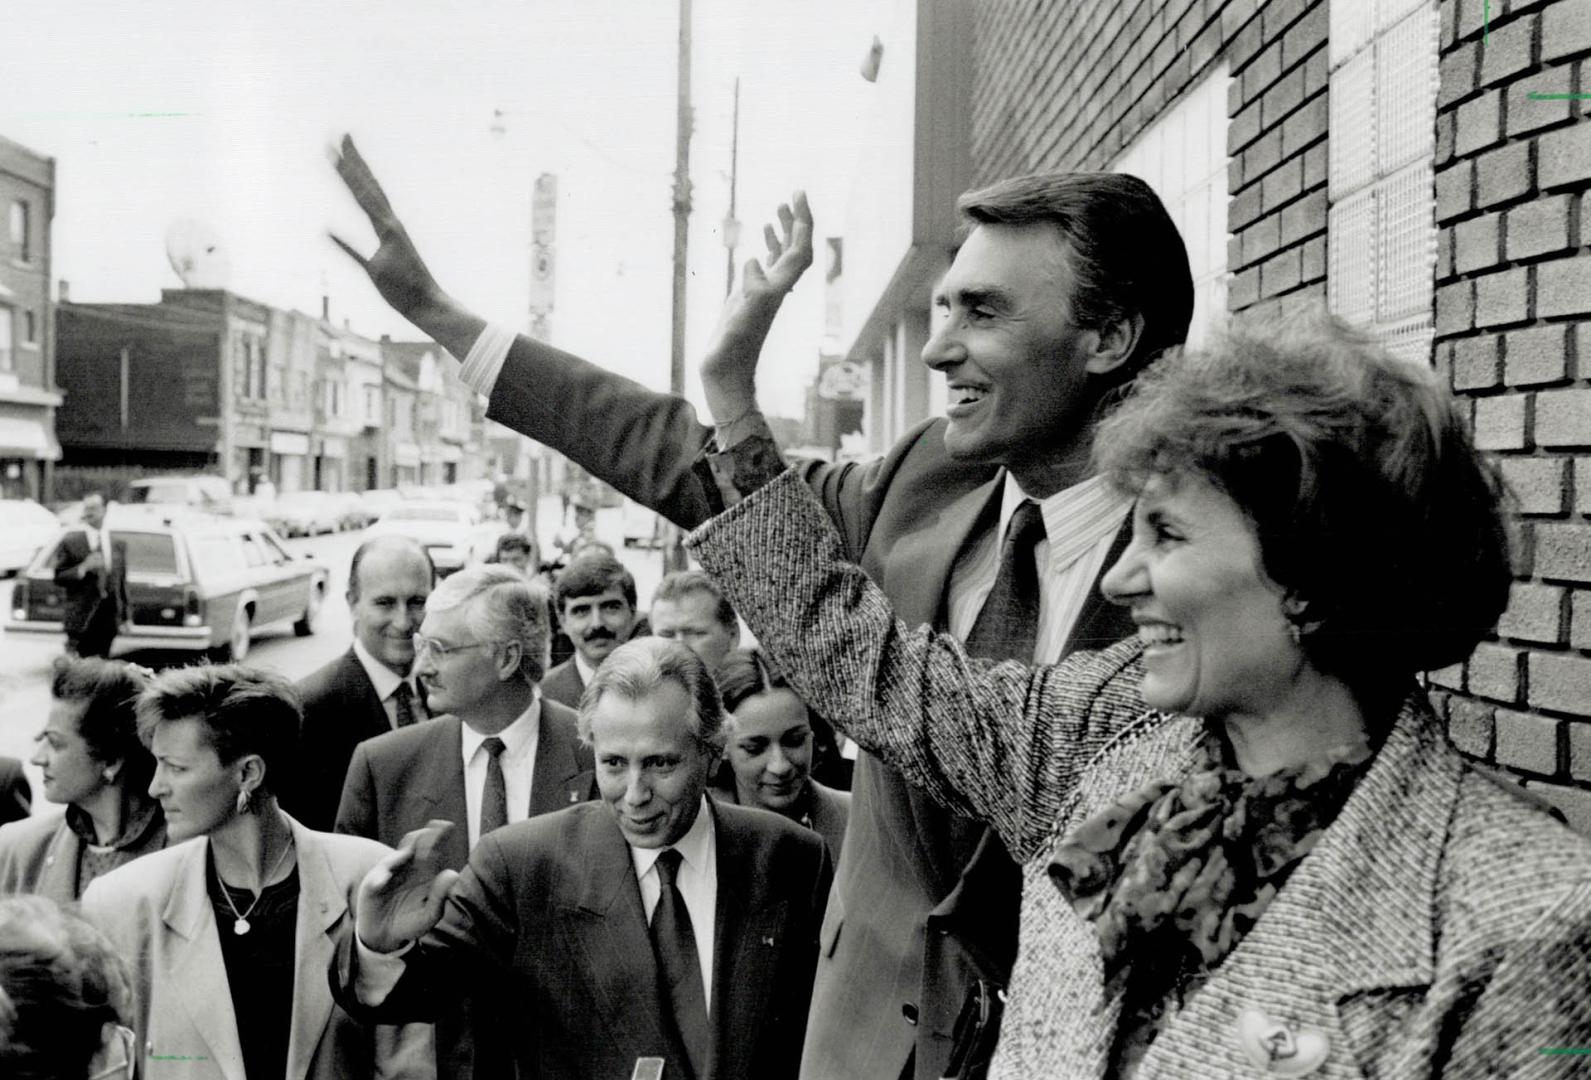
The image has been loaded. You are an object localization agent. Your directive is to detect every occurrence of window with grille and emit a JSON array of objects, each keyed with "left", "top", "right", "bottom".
[
  {"left": 1113, "top": 63, "right": 1233, "bottom": 350},
  {"left": 1328, "top": 0, "right": 1438, "bottom": 365},
  {"left": 8, "top": 201, "right": 29, "bottom": 263}
]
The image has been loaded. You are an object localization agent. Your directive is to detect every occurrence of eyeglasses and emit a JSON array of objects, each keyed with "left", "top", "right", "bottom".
[
  {"left": 413, "top": 634, "right": 508, "bottom": 660},
  {"left": 89, "top": 1024, "right": 137, "bottom": 1080}
]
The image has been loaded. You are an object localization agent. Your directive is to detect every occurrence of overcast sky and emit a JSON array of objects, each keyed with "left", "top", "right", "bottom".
[{"left": 2, "top": 0, "right": 882, "bottom": 418}]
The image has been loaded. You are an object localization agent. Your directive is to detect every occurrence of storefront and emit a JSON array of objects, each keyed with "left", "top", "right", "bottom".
[{"left": 0, "top": 403, "right": 61, "bottom": 501}]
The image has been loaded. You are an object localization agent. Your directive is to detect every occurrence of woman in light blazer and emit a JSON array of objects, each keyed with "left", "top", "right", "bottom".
[
  {"left": 82, "top": 664, "right": 432, "bottom": 1080},
  {"left": 0, "top": 657, "right": 165, "bottom": 902},
  {"left": 689, "top": 317, "right": 1591, "bottom": 1077}
]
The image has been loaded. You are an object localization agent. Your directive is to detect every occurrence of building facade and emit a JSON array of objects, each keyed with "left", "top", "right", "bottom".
[
  {"left": 0, "top": 135, "right": 60, "bottom": 501},
  {"left": 840, "top": 0, "right": 1591, "bottom": 824}
]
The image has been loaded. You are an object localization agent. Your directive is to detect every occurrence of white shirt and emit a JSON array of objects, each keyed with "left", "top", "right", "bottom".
[
  {"left": 457, "top": 323, "right": 519, "bottom": 399},
  {"left": 459, "top": 694, "right": 542, "bottom": 850},
  {"left": 631, "top": 795, "right": 718, "bottom": 1009},
  {"left": 945, "top": 473, "right": 1131, "bottom": 664},
  {"left": 354, "top": 794, "right": 721, "bottom": 1010},
  {"left": 82, "top": 525, "right": 112, "bottom": 571},
  {"left": 572, "top": 650, "right": 598, "bottom": 692},
  {"left": 351, "top": 638, "right": 424, "bottom": 731}
]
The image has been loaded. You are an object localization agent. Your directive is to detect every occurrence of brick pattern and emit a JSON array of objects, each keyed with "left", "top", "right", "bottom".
[
  {"left": 972, "top": 0, "right": 1324, "bottom": 318},
  {"left": 1435, "top": 0, "right": 1591, "bottom": 823}
]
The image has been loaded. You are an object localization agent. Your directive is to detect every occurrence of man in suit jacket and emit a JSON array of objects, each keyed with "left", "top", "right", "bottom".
[
  {"left": 331, "top": 137, "right": 1190, "bottom": 1079},
  {"left": 541, "top": 552, "right": 640, "bottom": 710},
  {"left": 287, "top": 536, "right": 435, "bottom": 831},
  {"left": 334, "top": 636, "right": 832, "bottom": 1080},
  {"left": 53, "top": 493, "right": 128, "bottom": 659},
  {"left": 0, "top": 757, "right": 29, "bottom": 826},
  {"left": 336, "top": 562, "right": 597, "bottom": 1079}
]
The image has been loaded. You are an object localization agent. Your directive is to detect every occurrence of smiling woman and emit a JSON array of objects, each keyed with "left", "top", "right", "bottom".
[{"left": 687, "top": 315, "right": 1591, "bottom": 1077}]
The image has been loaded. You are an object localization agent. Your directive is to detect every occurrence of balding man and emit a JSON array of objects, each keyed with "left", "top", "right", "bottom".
[{"left": 285, "top": 536, "right": 436, "bottom": 831}]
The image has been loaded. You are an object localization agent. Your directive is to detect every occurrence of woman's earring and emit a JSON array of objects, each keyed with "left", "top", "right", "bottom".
[
  {"left": 235, "top": 788, "right": 253, "bottom": 816},
  {"left": 1288, "top": 621, "right": 1303, "bottom": 646},
  {"left": 101, "top": 768, "right": 116, "bottom": 782}
]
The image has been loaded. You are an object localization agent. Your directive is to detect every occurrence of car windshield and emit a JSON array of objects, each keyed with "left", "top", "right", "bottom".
[
  {"left": 113, "top": 531, "right": 180, "bottom": 575},
  {"left": 385, "top": 507, "right": 461, "bottom": 522},
  {"left": 128, "top": 485, "right": 187, "bottom": 504}
]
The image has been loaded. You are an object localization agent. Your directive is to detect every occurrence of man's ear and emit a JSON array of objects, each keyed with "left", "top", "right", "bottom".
[
  {"left": 497, "top": 640, "right": 525, "bottom": 682},
  {"left": 1083, "top": 310, "right": 1145, "bottom": 377}
]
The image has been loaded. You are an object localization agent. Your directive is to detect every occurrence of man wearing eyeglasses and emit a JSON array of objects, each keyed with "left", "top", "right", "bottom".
[{"left": 333, "top": 562, "right": 596, "bottom": 1079}]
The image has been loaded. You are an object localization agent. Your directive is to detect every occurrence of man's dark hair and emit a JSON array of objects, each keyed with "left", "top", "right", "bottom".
[
  {"left": 554, "top": 552, "right": 637, "bottom": 612},
  {"left": 652, "top": 570, "right": 736, "bottom": 630},
  {"left": 347, "top": 535, "right": 435, "bottom": 602},
  {"left": 135, "top": 665, "right": 301, "bottom": 799},
  {"left": 494, "top": 533, "right": 534, "bottom": 558},
  {"left": 958, "top": 172, "right": 1194, "bottom": 386}
]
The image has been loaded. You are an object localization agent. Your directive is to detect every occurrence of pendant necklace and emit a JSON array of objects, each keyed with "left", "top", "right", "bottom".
[{"left": 220, "top": 836, "right": 293, "bottom": 935}]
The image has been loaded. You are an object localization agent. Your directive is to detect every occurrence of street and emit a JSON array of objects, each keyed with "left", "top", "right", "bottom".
[{"left": 0, "top": 500, "right": 664, "bottom": 815}]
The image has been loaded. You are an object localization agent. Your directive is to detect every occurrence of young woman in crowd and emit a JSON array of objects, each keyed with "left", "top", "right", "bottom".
[
  {"left": 689, "top": 316, "right": 1591, "bottom": 1077},
  {"left": 0, "top": 657, "right": 165, "bottom": 901},
  {"left": 713, "top": 646, "right": 850, "bottom": 863},
  {"left": 81, "top": 664, "right": 433, "bottom": 1080}
]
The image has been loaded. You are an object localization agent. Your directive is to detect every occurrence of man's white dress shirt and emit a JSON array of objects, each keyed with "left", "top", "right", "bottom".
[
  {"left": 459, "top": 695, "right": 542, "bottom": 850},
  {"left": 351, "top": 638, "right": 425, "bottom": 731}
]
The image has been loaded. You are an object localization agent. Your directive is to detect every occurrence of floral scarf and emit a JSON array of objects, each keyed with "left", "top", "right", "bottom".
[{"left": 1048, "top": 722, "right": 1376, "bottom": 990}]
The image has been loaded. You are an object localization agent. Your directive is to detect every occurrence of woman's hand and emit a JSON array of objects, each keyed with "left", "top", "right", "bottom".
[
  {"left": 700, "top": 192, "right": 814, "bottom": 427},
  {"left": 355, "top": 819, "right": 460, "bottom": 954}
]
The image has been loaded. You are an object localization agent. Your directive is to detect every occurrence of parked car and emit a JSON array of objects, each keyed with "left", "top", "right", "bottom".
[
  {"left": 268, "top": 491, "right": 342, "bottom": 537},
  {"left": 359, "top": 488, "right": 404, "bottom": 523},
  {"left": 6, "top": 510, "right": 328, "bottom": 661},
  {"left": 0, "top": 498, "right": 63, "bottom": 576},
  {"left": 328, "top": 491, "right": 369, "bottom": 530},
  {"left": 366, "top": 501, "right": 498, "bottom": 575},
  {"left": 127, "top": 475, "right": 234, "bottom": 516}
]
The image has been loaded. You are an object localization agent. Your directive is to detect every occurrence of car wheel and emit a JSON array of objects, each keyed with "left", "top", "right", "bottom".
[
  {"left": 294, "top": 584, "right": 322, "bottom": 637},
  {"left": 211, "top": 604, "right": 251, "bottom": 661}
]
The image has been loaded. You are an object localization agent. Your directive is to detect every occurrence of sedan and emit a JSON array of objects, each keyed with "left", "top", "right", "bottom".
[
  {"left": 366, "top": 501, "right": 498, "bottom": 575},
  {"left": 0, "top": 498, "right": 62, "bottom": 576}
]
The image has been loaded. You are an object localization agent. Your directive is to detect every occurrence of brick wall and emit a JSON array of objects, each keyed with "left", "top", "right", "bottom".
[
  {"left": 972, "top": 0, "right": 1327, "bottom": 320},
  {"left": 1432, "top": 0, "right": 1591, "bottom": 830}
]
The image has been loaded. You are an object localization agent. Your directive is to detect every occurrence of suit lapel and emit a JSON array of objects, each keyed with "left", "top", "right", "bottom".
[
  {"left": 285, "top": 819, "right": 345, "bottom": 1080},
  {"left": 1135, "top": 693, "right": 1449, "bottom": 1077},
  {"left": 38, "top": 821, "right": 82, "bottom": 902},
  {"left": 161, "top": 841, "right": 248, "bottom": 1080},
  {"left": 1060, "top": 519, "right": 1136, "bottom": 655},
  {"left": 708, "top": 804, "right": 785, "bottom": 1080},
  {"left": 342, "top": 649, "right": 391, "bottom": 739},
  {"left": 413, "top": 719, "right": 470, "bottom": 869},
  {"left": 530, "top": 708, "right": 588, "bottom": 815},
  {"left": 562, "top": 811, "right": 688, "bottom": 1064},
  {"left": 870, "top": 471, "right": 1003, "bottom": 629}
]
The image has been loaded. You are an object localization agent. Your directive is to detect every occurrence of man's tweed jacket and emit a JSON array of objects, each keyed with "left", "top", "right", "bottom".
[{"left": 688, "top": 471, "right": 1591, "bottom": 1079}]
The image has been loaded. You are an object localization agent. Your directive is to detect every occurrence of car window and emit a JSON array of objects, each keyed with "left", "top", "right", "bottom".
[
  {"left": 113, "top": 532, "right": 179, "bottom": 575},
  {"left": 239, "top": 534, "right": 268, "bottom": 568},
  {"left": 189, "top": 535, "right": 246, "bottom": 579},
  {"left": 129, "top": 484, "right": 187, "bottom": 505},
  {"left": 385, "top": 507, "right": 460, "bottom": 522},
  {"left": 260, "top": 532, "right": 293, "bottom": 562}
]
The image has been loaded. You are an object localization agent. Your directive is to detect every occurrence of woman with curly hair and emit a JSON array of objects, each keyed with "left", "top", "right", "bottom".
[{"left": 689, "top": 315, "right": 1591, "bottom": 1077}]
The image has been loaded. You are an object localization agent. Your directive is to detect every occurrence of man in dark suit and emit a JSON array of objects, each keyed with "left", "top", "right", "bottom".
[
  {"left": 336, "top": 562, "right": 596, "bottom": 1079},
  {"left": 53, "top": 493, "right": 128, "bottom": 659},
  {"left": 331, "top": 137, "right": 1190, "bottom": 1079},
  {"left": 285, "top": 536, "right": 434, "bottom": 831},
  {"left": 334, "top": 636, "right": 831, "bottom": 1080},
  {"left": 0, "top": 757, "right": 30, "bottom": 826},
  {"left": 541, "top": 552, "right": 640, "bottom": 710}
]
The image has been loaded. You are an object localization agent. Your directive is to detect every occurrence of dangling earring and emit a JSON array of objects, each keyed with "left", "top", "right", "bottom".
[
  {"left": 235, "top": 788, "right": 253, "bottom": 816},
  {"left": 1288, "top": 621, "right": 1303, "bottom": 646},
  {"left": 101, "top": 768, "right": 116, "bottom": 782}
]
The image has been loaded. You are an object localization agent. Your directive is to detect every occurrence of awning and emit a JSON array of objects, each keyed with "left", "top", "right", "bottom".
[{"left": 0, "top": 414, "right": 61, "bottom": 461}]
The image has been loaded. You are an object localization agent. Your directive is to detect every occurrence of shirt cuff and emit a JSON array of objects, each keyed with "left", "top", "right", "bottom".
[
  {"left": 354, "top": 933, "right": 414, "bottom": 1005},
  {"left": 713, "top": 409, "right": 772, "bottom": 452},
  {"left": 458, "top": 322, "right": 518, "bottom": 400}
]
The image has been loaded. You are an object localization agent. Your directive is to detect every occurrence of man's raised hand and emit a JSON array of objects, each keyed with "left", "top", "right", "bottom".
[
  {"left": 700, "top": 191, "right": 814, "bottom": 426},
  {"left": 355, "top": 819, "right": 460, "bottom": 954},
  {"left": 328, "top": 135, "right": 450, "bottom": 329}
]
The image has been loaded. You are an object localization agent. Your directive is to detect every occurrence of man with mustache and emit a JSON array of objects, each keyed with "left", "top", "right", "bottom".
[{"left": 542, "top": 552, "right": 639, "bottom": 711}]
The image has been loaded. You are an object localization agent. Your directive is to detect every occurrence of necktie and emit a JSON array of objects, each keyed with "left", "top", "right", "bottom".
[
  {"left": 392, "top": 681, "right": 420, "bottom": 728},
  {"left": 479, "top": 736, "right": 509, "bottom": 838},
  {"left": 964, "top": 499, "right": 1046, "bottom": 662},
  {"left": 652, "top": 848, "right": 710, "bottom": 1080}
]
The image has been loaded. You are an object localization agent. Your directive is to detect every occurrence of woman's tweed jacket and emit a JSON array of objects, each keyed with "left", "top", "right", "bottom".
[{"left": 687, "top": 470, "right": 1591, "bottom": 1079}]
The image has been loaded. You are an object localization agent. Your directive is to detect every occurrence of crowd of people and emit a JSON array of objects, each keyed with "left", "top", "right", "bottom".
[{"left": 1, "top": 132, "right": 1588, "bottom": 1080}]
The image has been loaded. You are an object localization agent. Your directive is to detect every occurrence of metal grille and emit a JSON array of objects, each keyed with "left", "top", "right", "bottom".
[
  {"left": 1330, "top": 0, "right": 1375, "bottom": 68},
  {"left": 1378, "top": 161, "right": 1436, "bottom": 322},
  {"left": 1329, "top": 188, "right": 1379, "bottom": 328},
  {"left": 1377, "top": 9, "right": 1437, "bottom": 175},
  {"left": 1330, "top": 49, "right": 1377, "bottom": 199}
]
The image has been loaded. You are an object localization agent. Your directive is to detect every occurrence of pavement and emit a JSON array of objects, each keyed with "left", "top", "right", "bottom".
[{"left": 0, "top": 498, "right": 664, "bottom": 815}]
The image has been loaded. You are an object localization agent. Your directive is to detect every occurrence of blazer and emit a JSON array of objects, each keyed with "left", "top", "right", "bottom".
[
  {"left": 539, "top": 657, "right": 584, "bottom": 711},
  {"left": 0, "top": 757, "right": 30, "bottom": 826},
  {"left": 81, "top": 816, "right": 433, "bottom": 1080},
  {"left": 689, "top": 471, "right": 1591, "bottom": 1078},
  {"left": 0, "top": 811, "right": 80, "bottom": 902},
  {"left": 712, "top": 778, "right": 851, "bottom": 866},
  {"left": 332, "top": 798, "right": 833, "bottom": 1080},
  {"left": 289, "top": 647, "right": 408, "bottom": 832},
  {"left": 53, "top": 527, "right": 129, "bottom": 635},
  {"left": 480, "top": 335, "right": 1136, "bottom": 1079}
]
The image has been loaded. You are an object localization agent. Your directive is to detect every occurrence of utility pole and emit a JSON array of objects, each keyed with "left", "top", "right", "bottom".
[{"left": 664, "top": 0, "right": 694, "bottom": 572}]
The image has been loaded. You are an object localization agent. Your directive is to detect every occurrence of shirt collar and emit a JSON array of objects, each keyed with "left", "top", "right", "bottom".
[
  {"left": 460, "top": 689, "right": 542, "bottom": 764},
  {"left": 630, "top": 794, "right": 715, "bottom": 880},
  {"left": 351, "top": 637, "right": 413, "bottom": 703},
  {"left": 573, "top": 650, "right": 598, "bottom": 688},
  {"left": 999, "top": 472, "right": 1131, "bottom": 572}
]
